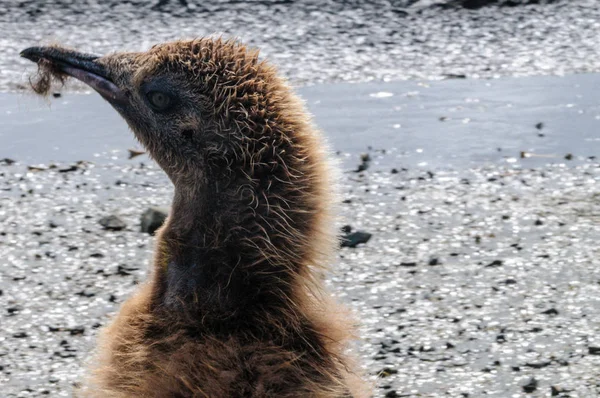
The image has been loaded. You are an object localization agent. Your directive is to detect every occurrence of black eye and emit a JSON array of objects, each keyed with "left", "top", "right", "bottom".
[
  {"left": 146, "top": 90, "right": 173, "bottom": 112},
  {"left": 182, "top": 129, "right": 194, "bottom": 140}
]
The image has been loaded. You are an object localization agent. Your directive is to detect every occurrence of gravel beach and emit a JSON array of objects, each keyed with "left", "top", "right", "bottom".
[
  {"left": 1, "top": 1, "right": 600, "bottom": 397},
  {"left": 1, "top": 156, "right": 599, "bottom": 397},
  {"left": 3, "top": 0, "right": 600, "bottom": 90}
]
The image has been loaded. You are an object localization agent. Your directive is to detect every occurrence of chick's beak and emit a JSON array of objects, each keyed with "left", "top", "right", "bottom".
[{"left": 20, "top": 46, "right": 127, "bottom": 107}]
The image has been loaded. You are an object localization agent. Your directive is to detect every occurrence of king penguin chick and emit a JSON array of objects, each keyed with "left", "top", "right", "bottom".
[{"left": 21, "top": 38, "right": 369, "bottom": 398}]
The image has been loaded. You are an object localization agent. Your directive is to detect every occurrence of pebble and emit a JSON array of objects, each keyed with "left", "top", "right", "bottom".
[
  {"left": 99, "top": 215, "right": 127, "bottom": 231},
  {"left": 341, "top": 230, "right": 372, "bottom": 248}
]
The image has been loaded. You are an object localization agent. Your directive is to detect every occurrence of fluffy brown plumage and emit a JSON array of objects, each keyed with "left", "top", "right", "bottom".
[{"left": 24, "top": 38, "right": 369, "bottom": 397}]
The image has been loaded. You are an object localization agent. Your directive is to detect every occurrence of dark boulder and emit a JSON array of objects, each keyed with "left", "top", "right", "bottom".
[
  {"left": 341, "top": 229, "right": 372, "bottom": 248},
  {"left": 99, "top": 215, "right": 126, "bottom": 231}
]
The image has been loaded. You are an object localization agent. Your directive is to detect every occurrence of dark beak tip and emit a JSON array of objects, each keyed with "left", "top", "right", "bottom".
[{"left": 20, "top": 47, "right": 41, "bottom": 62}]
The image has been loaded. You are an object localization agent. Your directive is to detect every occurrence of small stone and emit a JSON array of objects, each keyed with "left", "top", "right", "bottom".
[
  {"left": 140, "top": 207, "right": 169, "bottom": 235},
  {"left": 522, "top": 377, "right": 538, "bottom": 393},
  {"left": 99, "top": 215, "right": 126, "bottom": 231},
  {"left": 428, "top": 258, "right": 440, "bottom": 266},
  {"left": 564, "top": 153, "right": 573, "bottom": 160},
  {"left": 354, "top": 163, "right": 369, "bottom": 173},
  {"left": 13, "top": 332, "right": 28, "bottom": 338},
  {"left": 116, "top": 264, "right": 139, "bottom": 276},
  {"left": 341, "top": 231, "right": 371, "bottom": 248},
  {"left": 535, "top": 122, "right": 544, "bottom": 130},
  {"left": 399, "top": 261, "right": 417, "bottom": 267},
  {"left": 588, "top": 346, "right": 600, "bottom": 355},
  {"left": 378, "top": 367, "right": 398, "bottom": 378},
  {"left": 7, "top": 306, "right": 23, "bottom": 315},
  {"left": 58, "top": 165, "right": 79, "bottom": 173},
  {"left": 534, "top": 219, "right": 544, "bottom": 226},
  {"left": 68, "top": 326, "right": 85, "bottom": 336},
  {"left": 52, "top": 92, "right": 61, "bottom": 98},
  {"left": 485, "top": 260, "right": 503, "bottom": 267},
  {"left": 0, "top": 158, "right": 16, "bottom": 165},
  {"left": 525, "top": 361, "right": 551, "bottom": 369},
  {"left": 542, "top": 308, "right": 559, "bottom": 316}
]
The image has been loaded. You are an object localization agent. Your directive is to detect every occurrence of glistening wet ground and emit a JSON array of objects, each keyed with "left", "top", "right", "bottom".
[{"left": 1, "top": 74, "right": 599, "bottom": 397}]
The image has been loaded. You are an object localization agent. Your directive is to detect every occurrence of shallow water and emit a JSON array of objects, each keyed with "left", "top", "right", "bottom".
[{"left": 2, "top": 74, "right": 599, "bottom": 169}]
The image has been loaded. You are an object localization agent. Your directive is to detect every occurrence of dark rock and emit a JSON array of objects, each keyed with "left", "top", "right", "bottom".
[
  {"left": 7, "top": 306, "right": 22, "bottom": 315},
  {"left": 116, "top": 264, "right": 139, "bottom": 276},
  {"left": 12, "top": 332, "right": 28, "bottom": 338},
  {"left": 399, "top": 261, "right": 417, "bottom": 267},
  {"left": 54, "top": 351, "right": 76, "bottom": 358},
  {"left": 588, "top": 346, "right": 600, "bottom": 355},
  {"left": 0, "top": 158, "right": 15, "bottom": 165},
  {"left": 444, "top": 73, "right": 466, "bottom": 79},
  {"left": 52, "top": 92, "right": 61, "bottom": 98},
  {"left": 355, "top": 163, "right": 369, "bottom": 173},
  {"left": 564, "top": 153, "right": 573, "bottom": 160},
  {"left": 535, "top": 122, "right": 544, "bottom": 130},
  {"left": 428, "top": 258, "right": 440, "bottom": 266},
  {"left": 354, "top": 153, "right": 371, "bottom": 173},
  {"left": 378, "top": 367, "right": 398, "bottom": 378},
  {"left": 58, "top": 165, "right": 79, "bottom": 173},
  {"left": 525, "top": 361, "right": 551, "bottom": 369},
  {"left": 89, "top": 253, "right": 104, "bottom": 258},
  {"left": 341, "top": 231, "right": 371, "bottom": 248},
  {"left": 534, "top": 219, "right": 544, "bottom": 226},
  {"left": 522, "top": 377, "right": 538, "bottom": 393},
  {"left": 140, "top": 207, "right": 169, "bottom": 235},
  {"left": 485, "top": 260, "right": 503, "bottom": 267},
  {"left": 542, "top": 308, "right": 559, "bottom": 316},
  {"left": 99, "top": 215, "right": 126, "bottom": 231},
  {"left": 385, "top": 391, "right": 399, "bottom": 398},
  {"left": 68, "top": 326, "right": 85, "bottom": 336},
  {"left": 75, "top": 290, "right": 95, "bottom": 298}
]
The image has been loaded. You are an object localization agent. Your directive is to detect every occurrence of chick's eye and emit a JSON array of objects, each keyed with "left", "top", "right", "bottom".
[{"left": 147, "top": 91, "right": 173, "bottom": 111}]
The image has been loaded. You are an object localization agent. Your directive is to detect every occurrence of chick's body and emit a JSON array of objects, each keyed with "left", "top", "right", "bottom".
[{"left": 22, "top": 38, "right": 369, "bottom": 398}]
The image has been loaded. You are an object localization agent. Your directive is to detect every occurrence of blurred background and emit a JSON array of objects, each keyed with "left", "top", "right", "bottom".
[{"left": 1, "top": 1, "right": 599, "bottom": 397}]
